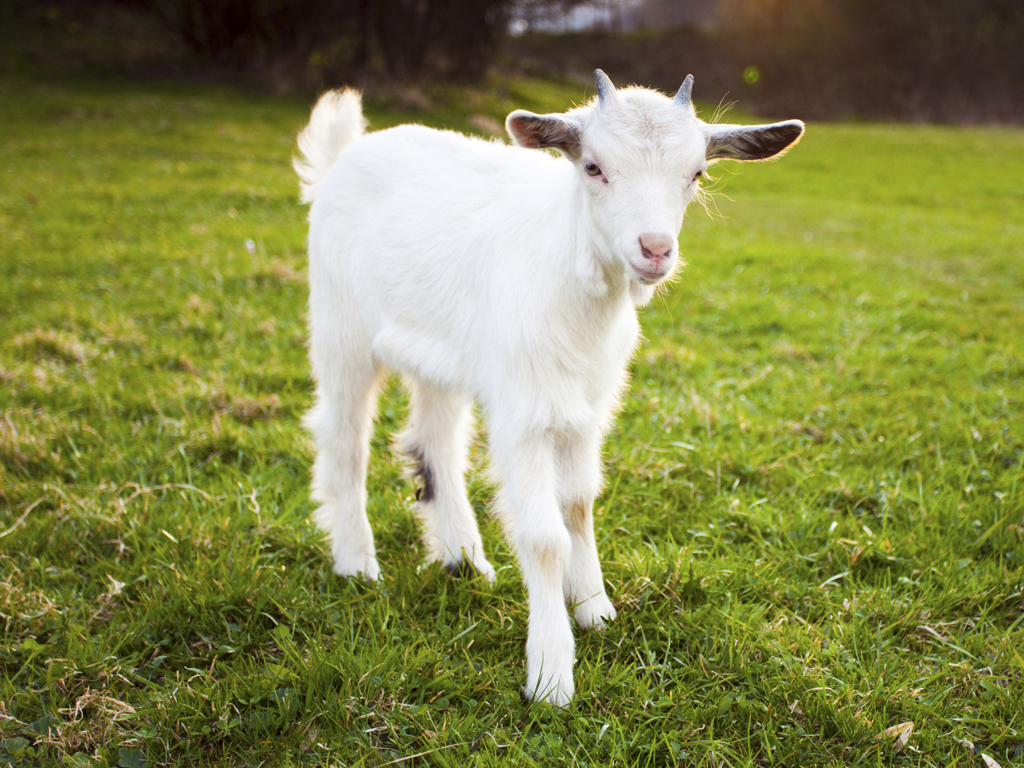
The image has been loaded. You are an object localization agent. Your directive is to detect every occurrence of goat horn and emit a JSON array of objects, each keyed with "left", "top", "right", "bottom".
[
  {"left": 594, "top": 69, "right": 617, "bottom": 106},
  {"left": 674, "top": 74, "right": 694, "bottom": 106}
]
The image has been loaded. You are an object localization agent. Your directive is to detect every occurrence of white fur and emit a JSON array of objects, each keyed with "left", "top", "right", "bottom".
[{"left": 296, "top": 76, "right": 803, "bottom": 706}]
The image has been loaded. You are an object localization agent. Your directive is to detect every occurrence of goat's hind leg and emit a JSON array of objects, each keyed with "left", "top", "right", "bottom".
[
  {"left": 397, "top": 379, "right": 495, "bottom": 582},
  {"left": 305, "top": 357, "right": 383, "bottom": 581}
]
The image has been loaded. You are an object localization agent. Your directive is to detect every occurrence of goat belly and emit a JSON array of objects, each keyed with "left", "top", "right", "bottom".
[{"left": 370, "top": 324, "right": 466, "bottom": 392}]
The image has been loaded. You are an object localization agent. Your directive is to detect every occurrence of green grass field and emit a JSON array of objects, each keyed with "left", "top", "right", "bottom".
[{"left": 1, "top": 69, "right": 1022, "bottom": 767}]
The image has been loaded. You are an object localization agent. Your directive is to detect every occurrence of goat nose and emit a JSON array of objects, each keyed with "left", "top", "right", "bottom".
[{"left": 639, "top": 233, "right": 674, "bottom": 262}]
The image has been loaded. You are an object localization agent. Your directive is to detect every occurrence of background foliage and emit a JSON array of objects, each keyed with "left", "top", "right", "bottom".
[{"left": 113, "top": 0, "right": 510, "bottom": 81}]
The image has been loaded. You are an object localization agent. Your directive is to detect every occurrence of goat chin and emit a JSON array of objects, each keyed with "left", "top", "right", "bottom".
[{"left": 295, "top": 70, "right": 804, "bottom": 707}]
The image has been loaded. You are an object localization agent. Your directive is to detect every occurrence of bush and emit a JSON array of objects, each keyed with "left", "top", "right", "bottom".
[{"left": 117, "top": 0, "right": 511, "bottom": 81}]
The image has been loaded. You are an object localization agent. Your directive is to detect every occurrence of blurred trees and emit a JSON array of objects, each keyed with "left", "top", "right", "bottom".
[
  {"left": 117, "top": 0, "right": 515, "bottom": 80},
  {"left": 365, "top": 0, "right": 510, "bottom": 78}
]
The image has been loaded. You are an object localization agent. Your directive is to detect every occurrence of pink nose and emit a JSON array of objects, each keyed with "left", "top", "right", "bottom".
[{"left": 639, "top": 233, "right": 674, "bottom": 263}]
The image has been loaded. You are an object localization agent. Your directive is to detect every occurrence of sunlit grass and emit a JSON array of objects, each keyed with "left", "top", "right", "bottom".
[{"left": 1, "top": 70, "right": 1022, "bottom": 767}]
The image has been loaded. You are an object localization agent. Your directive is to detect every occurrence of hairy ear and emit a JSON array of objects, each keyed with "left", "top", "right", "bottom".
[
  {"left": 705, "top": 120, "right": 805, "bottom": 161},
  {"left": 506, "top": 110, "right": 582, "bottom": 160}
]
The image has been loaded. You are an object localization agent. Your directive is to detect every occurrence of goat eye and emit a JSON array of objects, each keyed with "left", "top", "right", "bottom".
[
  {"left": 584, "top": 162, "right": 602, "bottom": 177},
  {"left": 694, "top": 169, "right": 704, "bottom": 180}
]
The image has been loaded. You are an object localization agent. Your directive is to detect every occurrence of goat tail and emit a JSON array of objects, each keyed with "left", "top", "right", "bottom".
[{"left": 294, "top": 88, "right": 366, "bottom": 204}]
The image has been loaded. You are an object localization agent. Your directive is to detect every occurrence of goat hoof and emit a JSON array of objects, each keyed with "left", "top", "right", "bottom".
[
  {"left": 521, "top": 680, "right": 573, "bottom": 708},
  {"left": 332, "top": 555, "right": 381, "bottom": 582},
  {"left": 575, "top": 594, "right": 617, "bottom": 630}
]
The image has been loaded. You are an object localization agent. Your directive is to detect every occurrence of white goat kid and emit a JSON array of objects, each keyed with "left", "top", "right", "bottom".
[{"left": 296, "top": 70, "right": 803, "bottom": 706}]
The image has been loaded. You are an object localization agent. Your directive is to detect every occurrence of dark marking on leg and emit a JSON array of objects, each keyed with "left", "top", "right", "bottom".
[
  {"left": 444, "top": 558, "right": 479, "bottom": 578},
  {"left": 408, "top": 448, "right": 435, "bottom": 503}
]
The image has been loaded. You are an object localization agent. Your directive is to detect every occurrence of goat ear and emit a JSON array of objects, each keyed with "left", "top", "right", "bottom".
[
  {"left": 506, "top": 110, "right": 582, "bottom": 160},
  {"left": 704, "top": 120, "right": 805, "bottom": 161}
]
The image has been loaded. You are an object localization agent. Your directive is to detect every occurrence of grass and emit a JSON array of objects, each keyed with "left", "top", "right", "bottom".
[{"left": 0, "top": 65, "right": 1022, "bottom": 767}]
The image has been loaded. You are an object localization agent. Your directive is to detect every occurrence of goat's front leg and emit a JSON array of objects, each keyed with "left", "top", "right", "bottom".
[
  {"left": 558, "top": 429, "right": 617, "bottom": 630},
  {"left": 497, "top": 431, "right": 575, "bottom": 706}
]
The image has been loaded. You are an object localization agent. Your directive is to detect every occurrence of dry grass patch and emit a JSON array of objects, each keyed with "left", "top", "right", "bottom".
[
  {"left": 213, "top": 393, "right": 283, "bottom": 424},
  {"left": 11, "top": 328, "right": 94, "bottom": 365}
]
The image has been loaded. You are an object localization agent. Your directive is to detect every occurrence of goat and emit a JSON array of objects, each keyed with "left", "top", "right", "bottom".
[{"left": 295, "top": 70, "right": 803, "bottom": 706}]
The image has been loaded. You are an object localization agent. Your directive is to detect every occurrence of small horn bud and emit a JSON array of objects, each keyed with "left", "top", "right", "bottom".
[
  {"left": 674, "top": 74, "right": 694, "bottom": 106},
  {"left": 594, "top": 69, "right": 618, "bottom": 106}
]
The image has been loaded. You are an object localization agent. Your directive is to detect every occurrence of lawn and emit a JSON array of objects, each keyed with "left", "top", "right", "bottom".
[{"left": 1, "top": 69, "right": 1022, "bottom": 767}]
